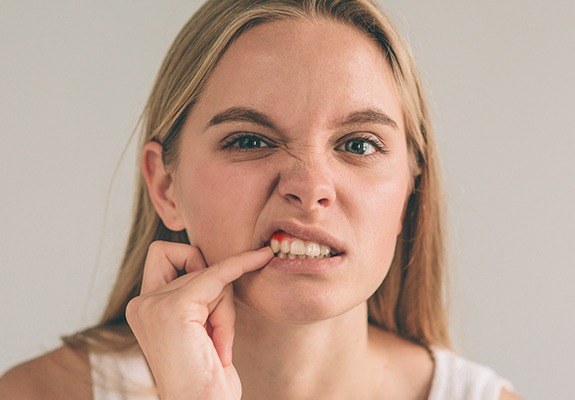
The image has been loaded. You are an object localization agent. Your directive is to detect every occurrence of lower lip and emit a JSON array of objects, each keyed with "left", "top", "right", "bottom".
[{"left": 265, "top": 254, "right": 345, "bottom": 273}]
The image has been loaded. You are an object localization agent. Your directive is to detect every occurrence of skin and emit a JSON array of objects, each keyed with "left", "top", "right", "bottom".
[
  {"left": 0, "top": 18, "right": 523, "bottom": 400},
  {"left": 143, "top": 18, "right": 425, "bottom": 399},
  {"left": 173, "top": 20, "right": 409, "bottom": 326},
  {"left": 141, "top": 17, "right": 425, "bottom": 399}
]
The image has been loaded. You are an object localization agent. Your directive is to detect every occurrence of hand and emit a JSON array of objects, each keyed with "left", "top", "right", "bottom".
[{"left": 126, "top": 241, "right": 274, "bottom": 400}]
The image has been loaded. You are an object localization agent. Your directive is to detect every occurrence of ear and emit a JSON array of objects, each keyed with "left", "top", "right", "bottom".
[{"left": 141, "top": 141, "right": 186, "bottom": 231}]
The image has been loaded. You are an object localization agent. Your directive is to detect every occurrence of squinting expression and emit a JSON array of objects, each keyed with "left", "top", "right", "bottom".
[{"left": 171, "top": 19, "right": 413, "bottom": 323}]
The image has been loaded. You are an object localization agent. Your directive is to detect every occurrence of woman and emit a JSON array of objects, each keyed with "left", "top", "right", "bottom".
[{"left": 0, "top": 0, "right": 521, "bottom": 399}]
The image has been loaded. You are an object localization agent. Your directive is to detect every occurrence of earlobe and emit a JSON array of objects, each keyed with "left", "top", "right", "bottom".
[{"left": 141, "top": 141, "right": 186, "bottom": 231}]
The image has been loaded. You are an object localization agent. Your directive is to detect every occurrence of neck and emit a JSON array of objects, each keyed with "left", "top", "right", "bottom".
[{"left": 233, "top": 300, "right": 382, "bottom": 400}]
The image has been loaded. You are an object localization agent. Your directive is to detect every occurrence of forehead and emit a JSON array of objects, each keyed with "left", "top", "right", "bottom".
[{"left": 191, "top": 18, "right": 403, "bottom": 132}]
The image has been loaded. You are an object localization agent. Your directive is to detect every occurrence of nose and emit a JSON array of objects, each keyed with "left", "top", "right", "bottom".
[{"left": 277, "top": 154, "right": 336, "bottom": 212}]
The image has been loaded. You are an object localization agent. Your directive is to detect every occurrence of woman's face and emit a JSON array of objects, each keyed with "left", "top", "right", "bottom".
[{"left": 170, "top": 19, "right": 412, "bottom": 323}]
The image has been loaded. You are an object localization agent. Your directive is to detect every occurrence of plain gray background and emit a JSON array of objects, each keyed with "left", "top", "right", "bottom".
[{"left": 1, "top": 1, "right": 574, "bottom": 398}]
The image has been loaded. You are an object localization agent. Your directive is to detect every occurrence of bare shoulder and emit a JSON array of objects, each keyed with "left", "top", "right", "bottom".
[
  {"left": 499, "top": 387, "right": 524, "bottom": 400},
  {"left": 0, "top": 345, "right": 92, "bottom": 400}
]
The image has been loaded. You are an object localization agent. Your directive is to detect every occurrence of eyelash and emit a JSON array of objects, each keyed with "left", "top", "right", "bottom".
[
  {"left": 221, "top": 133, "right": 273, "bottom": 151},
  {"left": 220, "top": 132, "right": 388, "bottom": 157}
]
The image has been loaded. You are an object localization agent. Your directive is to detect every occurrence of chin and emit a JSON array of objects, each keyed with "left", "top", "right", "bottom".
[{"left": 233, "top": 277, "right": 359, "bottom": 325}]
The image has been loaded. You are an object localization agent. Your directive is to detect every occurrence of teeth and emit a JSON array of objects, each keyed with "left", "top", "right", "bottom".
[
  {"left": 280, "top": 239, "right": 290, "bottom": 254},
  {"left": 305, "top": 242, "right": 321, "bottom": 257},
  {"left": 290, "top": 239, "right": 305, "bottom": 255},
  {"left": 269, "top": 236, "right": 335, "bottom": 259}
]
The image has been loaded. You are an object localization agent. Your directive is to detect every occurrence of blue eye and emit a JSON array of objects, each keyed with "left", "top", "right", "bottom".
[{"left": 343, "top": 139, "right": 376, "bottom": 155}]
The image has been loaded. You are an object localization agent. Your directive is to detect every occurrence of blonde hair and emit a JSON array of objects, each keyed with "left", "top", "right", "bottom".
[{"left": 64, "top": 0, "right": 450, "bottom": 352}]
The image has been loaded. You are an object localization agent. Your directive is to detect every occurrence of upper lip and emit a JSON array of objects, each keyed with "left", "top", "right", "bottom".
[{"left": 261, "top": 220, "right": 346, "bottom": 255}]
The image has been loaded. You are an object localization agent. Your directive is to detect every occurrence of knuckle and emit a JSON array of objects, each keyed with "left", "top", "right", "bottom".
[
  {"left": 215, "top": 268, "right": 229, "bottom": 287},
  {"left": 184, "top": 246, "right": 206, "bottom": 270},
  {"left": 186, "top": 246, "right": 201, "bottom": 258},
  {"left": 147, "top": 240, "right": 166, "bottom": 255},
  {"left": 128, "top": 295, "right": 174, "bottom": 325},
  {"left": 127, "top": 294, "right": 159, "bottom": 318},
  {"left": 125, "top": 296, "right": 142, "bottom": 324}
]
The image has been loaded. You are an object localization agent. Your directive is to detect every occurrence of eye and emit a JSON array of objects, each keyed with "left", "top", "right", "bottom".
[
  {"left": 221, "top": 133, "right": 272, "bottom": 151},
  {"left": 343, "top": 139, "right": 375, "bottom": 155},
  {"left": 336, "top": 135, "right": 387, "bottom": 156}
]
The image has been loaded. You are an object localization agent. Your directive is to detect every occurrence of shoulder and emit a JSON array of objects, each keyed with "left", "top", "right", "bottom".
[{"left": 0, "top": 345, "right": 92, "bottom": 400}]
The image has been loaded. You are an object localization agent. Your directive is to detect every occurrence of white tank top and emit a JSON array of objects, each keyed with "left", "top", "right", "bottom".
[{"left": 89, "top": 346, "right": 514, "bottom": 399}]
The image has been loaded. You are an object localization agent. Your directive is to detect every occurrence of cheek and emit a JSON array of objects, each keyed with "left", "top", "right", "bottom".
[
  {"left": 177, "top": 160, "right": 269, "bottom": 262},
  {"left": 348, "top": 154, "right": 409, "bottom": 232},
  {"left": 367, "top": 180, "right": 407, "bottom": 236},
  {"left": 348, "top": 171, "right": 408, "bottom": 277}
]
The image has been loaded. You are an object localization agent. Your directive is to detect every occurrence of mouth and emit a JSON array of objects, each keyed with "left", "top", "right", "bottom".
[{"left": 264, "top": 230, "right": 344, "bottom": 260}]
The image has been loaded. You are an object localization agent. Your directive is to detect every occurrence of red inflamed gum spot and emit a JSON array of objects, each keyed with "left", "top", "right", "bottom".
[{"left": 271, "top": 231, "right": 291, "bottom": 242}]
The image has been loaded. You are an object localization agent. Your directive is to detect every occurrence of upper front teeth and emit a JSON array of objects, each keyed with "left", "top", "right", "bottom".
[{"left": 270, "top": 237, "right": 332, "bottom": 258}]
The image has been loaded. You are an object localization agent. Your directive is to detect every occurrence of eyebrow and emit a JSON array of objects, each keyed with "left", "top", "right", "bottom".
[
  {"left": 206, "top": 107, "right": 278, "bottom": 131},
  {"left": 331, "top": 108, "right": 399, "bottom": 130},
  {"left": 204, "top": 106, "right": 399, "bottom": 132}
]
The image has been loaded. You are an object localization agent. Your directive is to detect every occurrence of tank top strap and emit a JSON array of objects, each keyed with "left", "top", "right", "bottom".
[
  {"left": 427, "top": 346, "right": 514, "bottom": 400},
  {"left": 89, "top": 349, "right": 157, "bottom": 400}
]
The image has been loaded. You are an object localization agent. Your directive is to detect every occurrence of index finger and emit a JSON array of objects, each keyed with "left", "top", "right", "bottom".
[{"left": 185, "top": 246, "right": 274, "bottom": 304}]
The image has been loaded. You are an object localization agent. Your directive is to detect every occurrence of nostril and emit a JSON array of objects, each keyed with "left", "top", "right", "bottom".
[
  {"left": 284, "top": 194, "right": 331, "bottom": 209},
  {"left": 285, "top": 193, "right": 302, "bottom": 204}
]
